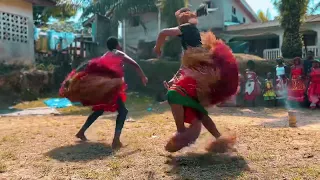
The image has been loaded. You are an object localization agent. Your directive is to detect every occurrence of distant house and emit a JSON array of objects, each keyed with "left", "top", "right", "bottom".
[
  {"left": 0, "top": 0, "right": 55, "bottom": 64},
  {"left": 122, "top": 0, "right": 258, "bottom": 55},
  {"left": 225, "top": 15, "right": 320, "bottom": 60}
]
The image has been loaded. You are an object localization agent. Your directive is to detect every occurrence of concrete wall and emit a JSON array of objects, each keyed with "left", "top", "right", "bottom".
[
  {"left": 189, "top": 0, "right": 224, "bottom": 30},
  {"left": 223, "top": 0, "right": 253, "bottom": 23},
  {"left": 125, "top": 12, "right": 167, "bottom": 50},
  {"left": 0, "top": 0, "right": 34, "bottom": 64}
]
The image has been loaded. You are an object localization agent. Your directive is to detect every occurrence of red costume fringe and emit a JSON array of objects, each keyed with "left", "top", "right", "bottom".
[{"left": 59, "top": 53, "right": 127, "bottom": 112}]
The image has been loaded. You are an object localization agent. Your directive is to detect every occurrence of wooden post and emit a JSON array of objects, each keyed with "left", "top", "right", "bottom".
[
  {"left": 73, "top": 38, "right": 77, "bottom": 60},
  {"left": 69, "top": 43, "right": 73, "bottom": 60},
  {"left": 80, "top": 35, "right": 84, "bottom": 58}
]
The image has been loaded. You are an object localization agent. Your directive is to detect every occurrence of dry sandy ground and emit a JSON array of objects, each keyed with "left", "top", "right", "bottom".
[{"left": 0, "top": 107, "right": 319, "bottom": 180}]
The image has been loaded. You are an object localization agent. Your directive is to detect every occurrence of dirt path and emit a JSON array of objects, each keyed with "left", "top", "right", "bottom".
[{"left": 0, "top": 107, "right": 319, "bottom": 179}]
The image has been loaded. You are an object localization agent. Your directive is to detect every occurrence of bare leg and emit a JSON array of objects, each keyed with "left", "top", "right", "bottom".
[
  {"left": 170, "top": 104, "right": 186, "bottom": 133},
  {"left": 76, "top": 110, "right": 104, "bottom": 141},
  {"left": 200, "top": 114, "right": 236, "bottom": 153},
  {"left": 200, "top": 115, "right": 221, "bottom": 139},
  {"left": 112, "top": 98, "right": 128, "bottom": 150}
]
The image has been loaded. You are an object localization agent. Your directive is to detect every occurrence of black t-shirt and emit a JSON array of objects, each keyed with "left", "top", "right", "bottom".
[
  {"left": 303, "top": 59, "right": 313, "bottom": 76},
  {"left": 178, "top": 24, "right": 202, "bottom": 50}
]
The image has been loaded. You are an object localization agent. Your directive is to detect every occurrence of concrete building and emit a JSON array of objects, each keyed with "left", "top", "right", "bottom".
[
  {"left": 122, "top": 0, "right": 258, "bottom": 54},
  {"left": 0, "top": 0, "right": 54, "bottom": 64}
]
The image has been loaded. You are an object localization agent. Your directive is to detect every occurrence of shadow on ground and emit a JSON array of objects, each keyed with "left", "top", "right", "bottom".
[
  {"left": 167, "top": 153, "right": 249, "bottom": 179},
  {"left": 45, "top": 142, "right": 113, "bottom": 162}
]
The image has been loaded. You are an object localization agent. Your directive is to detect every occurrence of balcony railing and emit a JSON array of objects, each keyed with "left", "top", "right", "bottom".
[{"left": 263, "top": 46, "right": 319, "bottom": 60}]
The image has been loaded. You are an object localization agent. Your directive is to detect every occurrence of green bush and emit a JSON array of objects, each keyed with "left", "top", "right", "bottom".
[
  {"left": 162, "top": 37, "right": 182, "bottom": 60},
  {"left": 281, "top": 31, "right": 303, "bottom": 58}
]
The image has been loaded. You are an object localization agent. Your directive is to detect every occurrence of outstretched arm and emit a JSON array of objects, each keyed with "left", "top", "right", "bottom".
[
  {"left": 117, "top": 51, "right": 148, "bottom": 85},
  {"left": 154, "top": 27, "right": 182, "bottom": 56}
]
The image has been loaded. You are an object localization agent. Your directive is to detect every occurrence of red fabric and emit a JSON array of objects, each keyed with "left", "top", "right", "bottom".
[
  {"left": 59, "top": 52, "right": 127, "bottom": 112},
  {"left": 171, "top": 73, "right": 200, "bottom": 124},
  {"left": 170, "top": 42, "right": 239, "bottom": 124},
  {"left": 209, "top": 41, "right": 239, "bottom": 105},
  {"left": 308, "top": 68, "right": 320, "bottom": 99},
  {"left": 244, "top": 71, "right": 261, "bottom": 101},
  {"left": 288, "top": 67, "right": 305, "bottom": 102}
]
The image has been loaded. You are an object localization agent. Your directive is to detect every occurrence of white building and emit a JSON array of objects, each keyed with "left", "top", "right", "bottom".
[
  {"left": 123, "top": 0, "right": 258, "bottom": 54},
  {"left": 0, "top": 0, "right": 55, "bottom": 64},
  {"left": 225, "top": 15, "right": 320, "bottom": 60}
]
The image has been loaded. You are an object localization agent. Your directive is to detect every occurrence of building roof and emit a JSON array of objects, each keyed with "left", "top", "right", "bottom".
[
  {"left": 24, "top": 0, "right": 56, "bottom": 6},
  {"left": 236, "top": 0, "right": 259, "bottom": 22},
  {"left": 226, "top": 15, "right": 320, "bottom": 31}
]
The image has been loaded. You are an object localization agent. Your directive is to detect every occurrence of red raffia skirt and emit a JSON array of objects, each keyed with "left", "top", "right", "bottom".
[
  {"left": 169, "top": 31, "right": 239, "bottom": 124},
  {"left": 165, "top": 32, "right": 239, "bottom": 152},
  {"left": 59, "top": 55, "right": 127, "bottom": 112},
  {"left": 288, "top": 78, "right": 305, "bottom": 102}
]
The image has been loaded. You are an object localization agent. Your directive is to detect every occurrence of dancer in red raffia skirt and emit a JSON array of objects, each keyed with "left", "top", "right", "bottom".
[
  {"left": 308, "top": 59, "right": 320, "bottom": 109},
  {"left": 59, "top": 37, "right": 148, "bottom": 149},
  {"left": 154, "top": 7, "right": 238, "bottom": 153},
  {"left": 288, "top": 57, "right": 306, "bottom": 102}
]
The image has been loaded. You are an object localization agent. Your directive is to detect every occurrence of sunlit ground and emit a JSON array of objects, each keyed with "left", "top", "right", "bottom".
[{"left": 0, "top": 97, "right": 320, "bottom": 179}]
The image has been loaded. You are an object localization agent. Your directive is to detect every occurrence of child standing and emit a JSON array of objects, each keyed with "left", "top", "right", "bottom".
[
  {"left": 60, "top": 37, "right": 148, "bottom": 149},
  {"left": 275, "top": 57, "right": 288, "bottom": 100},
  {"left": 244, "top": 60, "right": 261, "bottom": 106},
  {"left": 263, "top": 72, "right": 277, "bottom": 106}
]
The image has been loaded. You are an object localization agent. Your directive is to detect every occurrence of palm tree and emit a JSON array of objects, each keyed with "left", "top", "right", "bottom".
[
  {"left": 272, "top": 0, "right": 309, "bottom": 58},
  {"left": 33, "top": 0, "right": 92, "bottom": 24}
]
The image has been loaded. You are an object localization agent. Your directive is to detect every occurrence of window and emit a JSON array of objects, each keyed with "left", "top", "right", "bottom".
[
  {"left": 205, "top": 0, "right": 213, "bottom": 8},
  {"left": 0, "top": 11, "right": 28, "bottom": 43},
  {"left": 232, "top": 6, "right": 236, "bottom": 15},
  {"left": 129, "top": 16, "right": 140, "bottom": 27},
  {"left": 243, "top": 17, "right": 246, "bottom": 23},
  {"left": 232, "top": 16, "right": 239, "bottom": 23}
]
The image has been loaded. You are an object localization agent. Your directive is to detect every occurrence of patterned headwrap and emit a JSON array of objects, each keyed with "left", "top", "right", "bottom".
[{"left": 175, "top": 8, "right": 198, "bottom": 25}]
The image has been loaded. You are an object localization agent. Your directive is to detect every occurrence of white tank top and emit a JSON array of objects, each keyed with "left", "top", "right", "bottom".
[{"left": 276, "top": 66, "right": 285, "bottom": 76}]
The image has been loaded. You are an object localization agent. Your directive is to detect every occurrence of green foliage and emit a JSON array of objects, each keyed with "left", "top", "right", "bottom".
[
  {"left": 162, "top": 37, "right": 182, "bottom": 59},
  {"left": 41, "top": 21, "right": 81, "bottom": 33},
  {"left": 282, "top": 31, "right": 304, "bottom": 58},
  {"left": 273, "top": 0, "right": 309, "bottom": 58},
  {"left": 0, "top": 62, "right": 28, "bottom": 76},
  {"left": 33, "top": 6, "right": 77, "bottom": 24},
  {"left": 159, "top": 0, "right": 186, "bottom": 58}
]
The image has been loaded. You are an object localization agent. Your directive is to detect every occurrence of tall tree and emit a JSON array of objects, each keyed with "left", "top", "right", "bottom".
[
  {"left": 33, "top": 0, "right": 91, "bottom": 25},
  {"left": 273, "top": 0, "right": 309, "bottom": 58},
  {"left": 158, "top": 0, "right": 187, "bottom": 59}
]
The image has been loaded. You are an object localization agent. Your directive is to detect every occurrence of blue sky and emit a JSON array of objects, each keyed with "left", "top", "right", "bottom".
[
  {"left": 50, "top": 0, "right": 320, "bottom": 23},
  {"left": 246, "top": 0, "right": 278, "bottom": 19},
  {"left": 247, "top": 0, "right": 320, "bottom": 20}
]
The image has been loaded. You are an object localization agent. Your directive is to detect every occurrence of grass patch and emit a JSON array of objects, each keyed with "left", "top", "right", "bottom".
[
  {"left": 0, "top": 161, "right": 6, "bottom": 173},
  {"left": 12, "top": 92, "right": 155, "bottom": 116},
  {"left": 0, "top": 151, "right": 17, "bottom": 161}
]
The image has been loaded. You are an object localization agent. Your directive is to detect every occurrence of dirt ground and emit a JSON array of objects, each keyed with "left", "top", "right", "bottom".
[{"left": 0, "top": 107, "right": 320, "bottom": 180}]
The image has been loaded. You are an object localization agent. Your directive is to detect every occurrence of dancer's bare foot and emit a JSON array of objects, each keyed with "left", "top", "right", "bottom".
[
  {"left": 75, "top": 132, "right": 87, "bottom": 141},
  {"left": 112, "top": 139, "right": 123, "bottom": 150},
  {"left": 206, "top": 134, "right": 237, "bottom": 153},
  {"left": 165, "top": 121, "right": 202, "bottom": 152}
]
